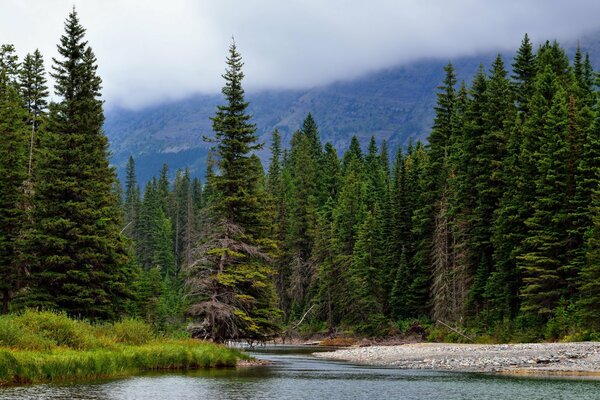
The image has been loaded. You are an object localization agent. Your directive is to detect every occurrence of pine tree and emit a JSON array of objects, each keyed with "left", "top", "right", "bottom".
[
  {"left": 579, "top": 190, "right": 600, "bottom": 329},
  {"left": 512, "top": 34, "right": 537, "bottom": 116},
  {"left": 321, "top": 142, "right": 341, "bottom": 202},
  {"left": 518, "top": 73, "right": 569, "bottom": 319},
  {"left": 191, "top": 177, "right": 203, "bottom": 211},
  {"left": 287, "top": 129, "right": 319, "bottom": 315},
  {"left": 342, "top": 136, "right": 363, "bottom": 172},
  {"left": 0, "top": 56, "right": 29, "bottom": 313},
  {"left": 19, "top": 49, "right": 48, "bottom": 180},
  {"left": 123, "top": 156, "right": 140, "bottom": 239},
  {"left": 0, "top": 45, "right": 20, "bottom": 85},
  {"left": 156, "top": 163, "right": 171, "bottom": 213},
  {"left": 187, "top": 40, "right": 280, "bottom": 340},
  {"left": 471, "top": 55, "right": 515, "bottom": 311},
  {"left": 210, "top": 40, "right": 262, "bottom": 234},
  {"left": 28, "top": 10, "right": 132, "bottom": 319},
  {"left": 302, "top": 113, "right": 323, "bottom": 162},
  {"left": 412, "top": 63, "right": 458, "bottom": 322},
  {"left": 347, "top": 210, "right": 385, "bottom": 331},
  {"left": 173, "top": 168, "right": 194, "bottom": 270}
]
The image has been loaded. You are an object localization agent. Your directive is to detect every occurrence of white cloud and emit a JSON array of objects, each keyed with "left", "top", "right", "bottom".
[{"left": 2, "top": 0, "right": 600, "bottom": 109}]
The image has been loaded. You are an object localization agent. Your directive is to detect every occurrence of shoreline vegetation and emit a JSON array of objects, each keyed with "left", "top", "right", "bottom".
[{"left": 0, "top": 311, "right": 246, "bottom": 386}]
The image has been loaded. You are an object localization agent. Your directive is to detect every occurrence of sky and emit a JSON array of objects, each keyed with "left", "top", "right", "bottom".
[{"left": 2, "top": 0, "right": 600, "bottom": 109}]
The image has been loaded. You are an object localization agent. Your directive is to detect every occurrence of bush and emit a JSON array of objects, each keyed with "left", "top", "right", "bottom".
[
  {"left": 544, "top": 300, "right": 578, "bottom": 341},
  {"left": 15, "top": 310, "right": 103, "bottom": 350},
  {"left": 353, "top": 313, "right": 390, "bottom": 337},
  {"left": 109, "top": 319, "right": 155, "bottom": 345}
]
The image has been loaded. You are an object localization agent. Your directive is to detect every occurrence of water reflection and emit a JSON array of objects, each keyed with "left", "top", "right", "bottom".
[{"left": 2, "top": 346, "right": 600, "bottom": 400}]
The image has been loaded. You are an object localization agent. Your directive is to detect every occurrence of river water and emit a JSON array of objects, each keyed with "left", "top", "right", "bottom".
[{"left": 2, "top": 346, "right": 600, "bottom": 400}]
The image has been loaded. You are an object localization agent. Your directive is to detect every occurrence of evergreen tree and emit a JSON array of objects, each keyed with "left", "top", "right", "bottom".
[
  {"left": 156, "top": 163, "right": 171, "bottom": 213},
  {"left": 302, "top": 113, "right": 323, "bottom": 162},
  {"left": 512, "top": 34, "right": 537, "bottom": 116},
  {"left": 287, "top": 129, "right": 319, "bottom": 313},
  {"left": 123, "top": 156, "right": 140, "bottom": 239},
  {"left": 19, "top": 49, "right": 48, "bottom": 180},
  {"left": 210, "top": 40, "right": 262, "bottom": 234},
  {"left": 518, "top": 73, "right": 569, "bottom": 319},
  {"left": 347, "top": 210, "right": 385, "bottom": 331},
  {"left": 321, "top": 142, "right": 341, "bottom": 202},
  {"left": 412, "top": 63, "right": 458, "bottom": 322},
  {"left": 28, "top": 10, "right": 132, "bottom": 319},
  {"left": 579, "top": 190, "right": 600, "bottom": 329},
  {"left": 471, "top": 55, "right": 515, "bottom": 311},
  {"left": 188, "top": 40, "right": 280, "bottom": 340},
  {"left": 0, "top": 57, "right": 28, "bottom": 313},
  {"left": 0, "top": 45, "right": 20, "bottom": 85},
  {"left": 173, "top": 168, "right": 194, "bottom": 270}
]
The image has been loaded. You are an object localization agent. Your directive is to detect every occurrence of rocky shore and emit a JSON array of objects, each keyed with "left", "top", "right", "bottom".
[{"left": 314, "top": 342, "right": 600, "bottom": 376}]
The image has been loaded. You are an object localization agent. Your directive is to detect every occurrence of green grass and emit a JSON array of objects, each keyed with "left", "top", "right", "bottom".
[{"left": 0, "top": 310, "right": 246, "bottom": 386}]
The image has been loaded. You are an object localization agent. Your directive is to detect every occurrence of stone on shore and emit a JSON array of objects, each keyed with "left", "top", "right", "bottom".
[{"left": 313, "top": 342, "right": 600, "bottom": 376}]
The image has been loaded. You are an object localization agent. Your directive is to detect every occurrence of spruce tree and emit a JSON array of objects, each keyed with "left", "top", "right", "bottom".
[
  {"left": 512, "top": 34, "right": 537, "bottom": 116},
  {"left": 518, "top": 73, "right": 569, "bottom": 319},
  {"left": 19, "top": 49, "right": 48, "bottom": 180},
  {"left": 287, "top": 130, "right": 319, "bottom": 315},
  {"left": 210, "top": 40, "right": 262, "bottom": 234},
  {"left": 579, "top": 190, "right": 600, "bottom": 329},
  {"left": 123, "top": 156, "right": 140, "bottom": 239},
  {"left": 471, "top": 55, "right": 515, "bottom": 311},
  {"left": 0, "top": 45, "right": 20, "bottom": 85},
  {"left": 0, "top": 57, "right": 28, "bottom": 313},
  {"left": 347, "top": 210, "right": 385, "bottom": 331},
  {"left": 412, "top": 63, "right": 458, "bottom": 322},
  {"left": 29, "top": 10, "right": 132, "bottom": 319},
  {"left": 187, "top": 40, "right": 280, "bottom": 340}
]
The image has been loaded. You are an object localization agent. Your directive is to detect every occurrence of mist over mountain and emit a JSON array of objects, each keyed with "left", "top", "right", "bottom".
[
  {"left": 105, "top": 32, "right": 600, "bottom": 184},
  {"left": 105, "top": 56, "right": 485, "bottom": 183}
]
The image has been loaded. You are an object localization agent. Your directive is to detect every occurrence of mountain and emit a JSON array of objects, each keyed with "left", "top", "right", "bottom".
[
  {"left": 105, "top": 56, "right": 486, "bottom": 184},
  {"left": 105, "top": 31, "right": 600, "bottom": 184}
]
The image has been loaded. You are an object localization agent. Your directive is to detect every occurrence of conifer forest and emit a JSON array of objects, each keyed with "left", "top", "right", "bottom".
[{"left": 5, "top": 10, "right": 600, "bottom": 345}]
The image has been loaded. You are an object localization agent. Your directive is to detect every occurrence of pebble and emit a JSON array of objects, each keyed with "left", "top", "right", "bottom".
[{"left": 313, "top": 342, "right": 600, "bottom": 374}]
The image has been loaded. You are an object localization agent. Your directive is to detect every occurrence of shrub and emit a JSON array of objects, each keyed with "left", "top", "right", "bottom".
[{"left": 109, "top": 319, "right": 155, "bottom": 345}]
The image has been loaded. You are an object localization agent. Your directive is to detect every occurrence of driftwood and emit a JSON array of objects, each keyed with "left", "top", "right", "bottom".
[
  {"left": 281, "top": 304, "right": 316, "bottom": 343},
  {"left": 436, "top": 319, "right": 474, "bottom": 342}
]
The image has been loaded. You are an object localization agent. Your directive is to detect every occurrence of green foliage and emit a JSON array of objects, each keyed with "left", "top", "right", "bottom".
[
  {"left": 0, "top": 53, "right": 29, "bottom": 312},
  {"left": 7, "top": 19, "right": 600, "bottom": 345},
  {"left": 106, "top": 318, "right": 155, "bottom": 345},
  {"left": 0, "top": 310, "right": 244, "bottom": 385},
  {"left": 25, "top": 10, "right": 132, "bottom": 320}
]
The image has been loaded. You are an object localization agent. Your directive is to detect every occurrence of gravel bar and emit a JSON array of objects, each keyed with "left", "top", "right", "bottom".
[{"left": 314, "top": 342, "right": 600, "bottom": 376}]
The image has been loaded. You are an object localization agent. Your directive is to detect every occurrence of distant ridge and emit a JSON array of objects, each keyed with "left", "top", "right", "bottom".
[{"left": 105, "top": 30, "right": 600, "bottom": 184}]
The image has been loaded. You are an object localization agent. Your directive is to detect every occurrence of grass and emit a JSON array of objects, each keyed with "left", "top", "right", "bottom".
[{"left": 0, "top": 310, "right": 247, "bottom": 386}]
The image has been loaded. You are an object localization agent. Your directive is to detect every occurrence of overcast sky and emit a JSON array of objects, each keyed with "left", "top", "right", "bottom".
[{"left": 2, "top": 0, "right": 600, "bottom": 109}]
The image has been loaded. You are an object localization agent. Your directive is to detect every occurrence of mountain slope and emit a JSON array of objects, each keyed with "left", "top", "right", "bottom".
[
  {"left": 105, "top": 30, "right": 600, "bottom": 183},
  {"left": 105, "top": 56, "right": 487, "bottom": 183}
]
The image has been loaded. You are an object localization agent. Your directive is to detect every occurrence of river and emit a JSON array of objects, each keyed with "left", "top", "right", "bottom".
[{"left": 1, "top": 346, "right": 600, "bottom": 399}]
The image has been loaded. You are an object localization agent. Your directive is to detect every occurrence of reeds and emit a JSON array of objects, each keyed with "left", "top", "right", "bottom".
[{"left": 0, "top": 310, "right": 245, "bottom": 385}]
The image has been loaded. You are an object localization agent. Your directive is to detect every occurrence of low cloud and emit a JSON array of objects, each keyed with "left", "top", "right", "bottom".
[{"left": 2, "top": 0, "right": 600, "bottom": 109}]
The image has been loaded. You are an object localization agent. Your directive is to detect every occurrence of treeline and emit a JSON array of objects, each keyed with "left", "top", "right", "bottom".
[
  {"left": 3, "top": 9, "right": 600, "bottom": 342},
  {"left": 124, "top": 34, "right": 600, "bottom": 340},
  {"left": 0, "top": 10, "right": 136, "bottom": 320},
  {"left": 259, "top": 35, "right": 600, "bottom": 339}
]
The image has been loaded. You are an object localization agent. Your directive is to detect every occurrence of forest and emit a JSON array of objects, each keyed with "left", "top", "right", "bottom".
[{"left": 2, "top": 9, "right": 600, "bottom": 344}]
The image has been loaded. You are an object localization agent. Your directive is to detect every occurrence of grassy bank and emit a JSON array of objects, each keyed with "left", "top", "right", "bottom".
[{"left": 0, "top": 310, "right": 246, "bottom": 386}]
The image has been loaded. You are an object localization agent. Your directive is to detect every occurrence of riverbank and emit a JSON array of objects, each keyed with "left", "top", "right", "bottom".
[
  {"left": 314, "top": 342, "right": 600, "bottom": 376},
  {"left": 0, "top": 311, "right": 245, "bottom": 386}
]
